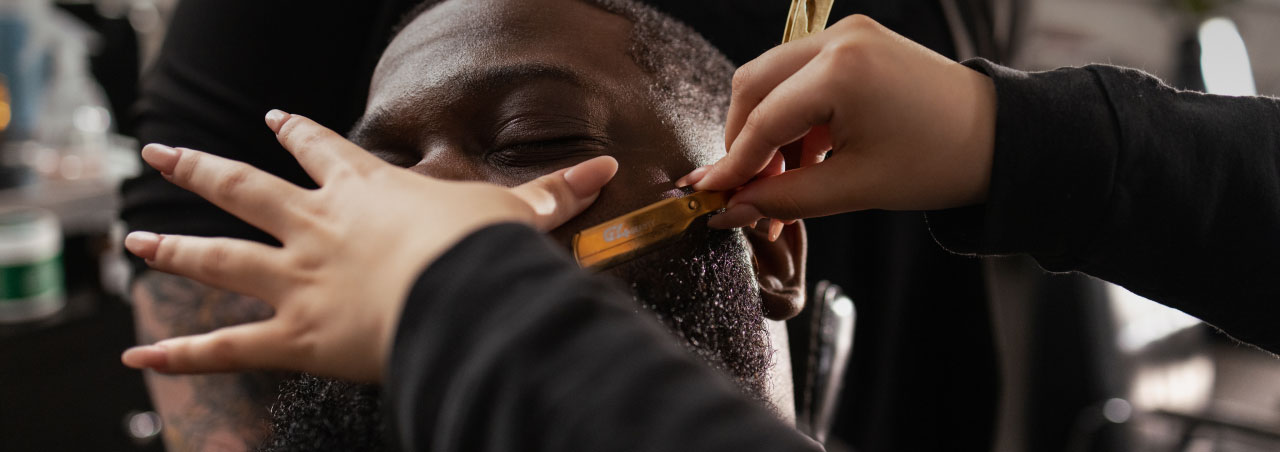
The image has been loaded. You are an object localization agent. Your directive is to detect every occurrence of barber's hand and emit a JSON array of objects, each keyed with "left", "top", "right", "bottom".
[
  {"left": 680, "top": 15, "right": 996, "bottom": 227},
  {"left": 121, "top": 110, "right": 618, "bottom": 382}
]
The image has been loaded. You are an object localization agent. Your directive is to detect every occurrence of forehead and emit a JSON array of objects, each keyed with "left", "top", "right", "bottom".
[{"left": 369, "top": 0, "right": 641, "bottom": 112}]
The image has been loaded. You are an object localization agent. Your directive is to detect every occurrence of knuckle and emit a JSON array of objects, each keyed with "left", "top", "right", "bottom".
[
  {"left": 281, "top": 309, "right": 320, "bottom": 353},
  {"left": 741, "top": 108, "right": 776, "bottom": 145},
  {"left": 508, "top": 193, "right": 538, "bottom": 218},
  {"left": 731, "top": 65, "right": 756, "bottom": 96},
  {"left": 150, "top": 236, "right": 178, "bottom": 267},
  {"left": 834, "top": 14, "right": 876, "bottom": 31},
  {"left": 326, "top": 164, "right": 359, "bottom": 182},
  {"left": 199, "top": 243, "right": 232, "bottom": 279},
  {"left": 777, "top": 193, "right": 805, "bottom": 220},
  {"left": 293, "top": 197, "right": 332, "bottom": 223},
  {"left": 350, "top": 158, "right": 386, "bottom": 178},
  {"left": 276, "top": 115, "right": 306, "bottom": 144},
  {"left": 823, "top": 39, "right": 869, "bottom": 66},
  {"left": 214, "top": 166, "right": 251, "bottom": 201},
  {"left": 531, "top": 175, "right": 565, "bottom": 200},
  {"left": 173, "top": 150, "right": 203, "bottom": 182},
  {"left": 296, "top": 129, "right": 326, "bottom": 151},
  {"left": 742, "top": 107, "right": 767, "bottom": 132},
  {"left": 280, "top": 116, "right": 333, "bottom": 152},
  {"left": 282, "top": 308, "right": 315, "bottom": 338},
  {"left": 206, "top": 335, "right": 240, "bottom": 367},
  {"left": 729, "top": 160, "right": 762, "bottom": 182},
  {"left": 290, "top": 251, "right": 325, "bottom": 273}
]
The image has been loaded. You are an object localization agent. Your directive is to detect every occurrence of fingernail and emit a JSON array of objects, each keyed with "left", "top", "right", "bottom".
[
  {"left": 707, "top": 203, "right": 763, "bottom": 229},
  {"left": 564, "top": 156, "right": 619, "bottom": 197},
  {"left": 141, "top": 144, "right": 181, "bottom": 175},
  {"left": 675, "top": 166, "right": 711, "bottom": 188},
  {"left": 265, "top": 109, "right": 291, "bottom": 133},
  {"left": 125, "top": 231, "right": 162, "bottom": 260},
  {"left": 122, "top": 345, "right": 169, "bottom": 370},
  {"left": 768, "top": 219, "right": 784, "bottom": 242}
]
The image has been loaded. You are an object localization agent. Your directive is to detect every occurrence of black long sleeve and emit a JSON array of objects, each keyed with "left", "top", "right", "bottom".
[
  {"left": 930, "top": 59, "right": 1280, "bottom": 352},
  {"left": 387, "top": 223, "right": 822, "bottom": 452}
]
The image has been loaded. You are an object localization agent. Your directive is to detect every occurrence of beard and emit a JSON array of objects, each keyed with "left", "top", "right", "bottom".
[
  {"left": 611, "top": 224, "right": 774, "bottom": 401},
  {"left": 258, "top": 225, "right": 772, "bottom": 452}
]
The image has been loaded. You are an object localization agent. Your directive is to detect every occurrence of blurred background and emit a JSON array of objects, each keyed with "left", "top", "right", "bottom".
[{"left": 0, "top": 0, "right": 1276, "bottom": 451}]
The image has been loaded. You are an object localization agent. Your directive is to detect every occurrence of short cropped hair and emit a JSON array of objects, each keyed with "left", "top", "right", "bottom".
[{"left": 393, "top": 0, "right": 735, "bottom": 135}]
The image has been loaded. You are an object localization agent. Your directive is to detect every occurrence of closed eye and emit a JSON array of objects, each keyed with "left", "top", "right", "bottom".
[
  {"left": 486, "top": 128, "right": 611, "bottom": 167},
  {"left": 487, "top": 136, "right": 609, "bottom": 168}
]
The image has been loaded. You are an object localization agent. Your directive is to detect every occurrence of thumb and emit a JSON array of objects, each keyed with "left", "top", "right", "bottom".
[
  {"left": 511, "top": 156, "right": 619, "bottom": 231},
  {"left": 710, "top": 158, "right": 863, "bottom": 227}
]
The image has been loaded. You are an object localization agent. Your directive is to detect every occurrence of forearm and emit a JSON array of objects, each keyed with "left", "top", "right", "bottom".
[
  {"left": 930, "top": 59, "right": 1280, "bottom": 350},
  {"left": 131, "top": 271, "right": 283, "bottom": 451}
]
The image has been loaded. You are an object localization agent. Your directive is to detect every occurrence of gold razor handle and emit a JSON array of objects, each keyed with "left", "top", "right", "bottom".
[
  {"left": 572, "top": 191, "right": 729, "bottom": 270},
  {"left": 783, "top": 0, "right": 836, "bottom": 43}
]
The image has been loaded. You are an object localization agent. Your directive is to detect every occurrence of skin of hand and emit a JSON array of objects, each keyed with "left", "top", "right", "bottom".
[
  {"left": 677, "top": 15, "right": 997, "bottom": 228},
  {"left": 121, "top": 110, "right": 618, "bottom": 382}
]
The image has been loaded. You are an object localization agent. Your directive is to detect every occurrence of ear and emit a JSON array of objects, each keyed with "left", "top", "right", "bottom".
[{"left": 744, "top": 220, "right": 807, "bottom": 321}]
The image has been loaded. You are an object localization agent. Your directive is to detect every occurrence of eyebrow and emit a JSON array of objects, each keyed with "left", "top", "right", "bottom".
[{"left": 348, "top": 62, "right": 597, "bottom": 145}]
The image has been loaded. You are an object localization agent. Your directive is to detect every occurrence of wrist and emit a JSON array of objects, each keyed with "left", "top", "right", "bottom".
[{"left": 961, "top": 66, "right": 997, "bottom": 206}]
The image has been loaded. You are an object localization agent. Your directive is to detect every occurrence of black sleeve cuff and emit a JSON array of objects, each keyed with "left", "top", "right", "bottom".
[{"left": 927, "top": 59, "right": 1122, "bottom": 271}]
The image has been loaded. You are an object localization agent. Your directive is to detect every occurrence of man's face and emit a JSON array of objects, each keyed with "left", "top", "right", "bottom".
[{"left": 353, "top": 0, "right": 796, "bottom": 415}]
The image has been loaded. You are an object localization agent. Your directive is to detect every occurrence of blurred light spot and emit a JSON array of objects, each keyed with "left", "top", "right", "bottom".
[
  {"left": 0, "top": 100, "right": 10, "bottom": 132},
  {"left": 831, "top": 297, "right": 853, "bottom": 317},
  {"left": 0, "top": 77, "right": 10, "bottom": 132},
  {"left": 1132, "top": 355, "right": 1215, "bottom": 413},
  {"left": 126, "top": 411, "right": 163, "bottom": 439},
  {"left": 1199, "top": 17, "right": 1257, "bottom": 96},
  {"left": 1108, "top": 284, "right": 1201, "bottom": 353},
  {"left": 31, "top": 147, "right": 60, "bottom": 175},
  {"left": 73, "top": 106, "right": 111, "bottom": 133},
  {"left": 1103, "top": 398, "right": 1132, "bottom": 423}
]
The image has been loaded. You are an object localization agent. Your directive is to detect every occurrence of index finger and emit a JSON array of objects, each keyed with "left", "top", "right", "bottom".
[
  {"left": 142, "top": 144, "right": 306, "bottom": 238},
  {"left": 265, "top": 110, "right": 384, "bottom": 185},
  {"left": 724, "top": 36, "right": 824, "bottom": 150},
  {"left": 695, "top": 57, "right": 836, "bottom": 191}
]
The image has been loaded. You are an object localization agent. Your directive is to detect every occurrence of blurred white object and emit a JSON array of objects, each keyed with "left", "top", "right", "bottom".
[
  {"left": 1131, "top": 355, "right": 1215, "bottom": 414},
  {"left": 33, "top": 9, "right": 113, "bottom": 182},
  {"left": 1109, "top": 284, "right": 1202, "bottom": 353},
  {"left": 1108, "top": 284, "right": 1214, "bottom": 415},
  {"left": 1198, "top": 17, "right": 1258, "bottom": 96},
  {"left": 0, "top": 206, "right": 64, "bottom": 323}
]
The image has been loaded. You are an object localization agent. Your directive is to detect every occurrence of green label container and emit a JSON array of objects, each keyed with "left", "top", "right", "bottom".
[{"left": 0, "top": 207, "right": 64, "bottom": 323}]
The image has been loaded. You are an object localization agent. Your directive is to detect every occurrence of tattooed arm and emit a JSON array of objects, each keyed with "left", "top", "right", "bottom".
[{"left": 131, "top": 270, "right": 284, "bottom": 451}]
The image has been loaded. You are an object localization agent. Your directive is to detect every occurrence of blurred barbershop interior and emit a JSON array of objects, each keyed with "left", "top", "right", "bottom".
[{"left": 2, "top": 0, "right": 1279, "bottom": 451}]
